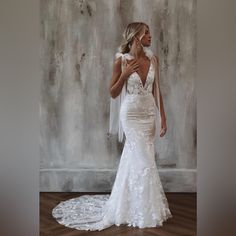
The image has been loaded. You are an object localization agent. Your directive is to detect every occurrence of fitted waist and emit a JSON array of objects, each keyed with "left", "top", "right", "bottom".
[
  {"left": 126, "top": 92, "right": 153, "bottom": 97},
  {"left": 120, "top": 93, "right": 156, "bottom": 117},
  {"left": 124, "top": 93, "right": 156, "bottom": 106}
]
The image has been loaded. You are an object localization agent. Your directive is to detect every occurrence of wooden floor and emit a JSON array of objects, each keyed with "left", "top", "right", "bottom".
[{"left": 40, "top": 192, "right": 196, "bottom": 236}]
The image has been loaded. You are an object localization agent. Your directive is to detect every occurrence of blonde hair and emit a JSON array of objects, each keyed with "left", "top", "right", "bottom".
[{"left": 118, "top": 22, "right": 149, "bottom": 54}]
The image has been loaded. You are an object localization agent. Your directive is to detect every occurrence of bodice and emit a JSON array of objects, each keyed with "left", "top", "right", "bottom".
[
  {"left": 110, "top": 48, "right": 162, "bottom": 143},
  {"left": 122, "top": 53, "right": 155, "bottom": 95}
]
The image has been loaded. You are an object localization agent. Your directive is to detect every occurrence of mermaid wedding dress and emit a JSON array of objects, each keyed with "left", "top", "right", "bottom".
[{"left": 52, "top": 48, "right": 173, "bottom": 231}]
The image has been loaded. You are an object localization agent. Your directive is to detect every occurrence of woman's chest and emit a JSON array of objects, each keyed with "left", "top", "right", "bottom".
[{"left": 126, "top": 67, "right": 155, "bottom": 94}]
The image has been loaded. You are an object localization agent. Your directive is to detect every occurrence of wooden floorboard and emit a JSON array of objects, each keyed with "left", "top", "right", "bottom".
[{"left": 40, "top": 192, "right": 196, "bottom": 236}]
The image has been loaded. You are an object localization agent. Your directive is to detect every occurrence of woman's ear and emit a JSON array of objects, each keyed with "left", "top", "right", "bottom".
[
  {"left": 133, "top": 36, "right": 141, "bottom": 46},
  {"left": 139, "top": 33, "right": 145, "bottom": 41},
  {"left": 133, "top": 36, "right": 139, "bottom": 43}
]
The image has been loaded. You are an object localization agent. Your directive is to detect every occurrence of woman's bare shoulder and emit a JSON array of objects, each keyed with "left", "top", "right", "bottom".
[
  {"left": 112, "top": 55, "right": 123, "bottom": 74},
  {"left": 113, "top": 55, "right": 122, "bottom": 68},
  {"left": 114, "top": 55, "right": 122, "bottom": 63}
]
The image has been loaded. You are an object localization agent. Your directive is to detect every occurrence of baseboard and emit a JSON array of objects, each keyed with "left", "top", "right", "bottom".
[{"left": 40, "top": 168, "right": 196, "bottom": 192}]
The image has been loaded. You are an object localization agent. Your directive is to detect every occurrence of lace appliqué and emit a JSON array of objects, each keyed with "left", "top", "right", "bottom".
[
  {"left": 125, "top": 56, "right": 155, "bottom": 96},
  {"left": 52, "top": 48, "right": 172, "bottom": 231}
]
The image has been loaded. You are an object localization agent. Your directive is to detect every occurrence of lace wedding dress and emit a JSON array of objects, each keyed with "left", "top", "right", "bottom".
[{"left": 52, "top": 49, "right": 173, "bottom": 231}]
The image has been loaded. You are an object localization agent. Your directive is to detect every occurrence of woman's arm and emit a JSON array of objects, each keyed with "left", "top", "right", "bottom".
[
  {"left": 152, "top": 85, "right": 166, "bottom": 121},
  {"left": 109, "top": 57, "right": 128, "bottom": 98},
  {"left": 152, "top": 55, "right": 166, "bottom": 122},
  {"left": 159, "top": 92, "right": 166, "bottom": 121}
]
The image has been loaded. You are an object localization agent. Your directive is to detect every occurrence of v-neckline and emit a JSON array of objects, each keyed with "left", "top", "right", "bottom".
[
  {"left": 135, "top": 60, "right": 152, "bottom": 88},
  {"left": 126, "top": 53, "right": 152, "bottom": 88}
]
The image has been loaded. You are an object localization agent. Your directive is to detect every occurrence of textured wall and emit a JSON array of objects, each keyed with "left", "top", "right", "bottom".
[{"left": 40, "top": 0, "right": 197, "bottom": 192}]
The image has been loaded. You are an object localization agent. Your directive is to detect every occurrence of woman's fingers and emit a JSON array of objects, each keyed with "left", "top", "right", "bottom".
[
  {"left": 160, "top": 129, "right": 165, "bottom": 137},
  {"left": 128, "top": 59, "right": 139, "bottom": 66},
  {"left": 132, "top": 64, "right": 139, "bottom": 71},
  {"left": 125, "top": 59, "right": 140, "bottom": 74},
  {"left": 127, "top": 60, "right": 137, "bottom": 66},
  {"left": 127, "top": 60, "right": 139, "bottom": 70},
  {"left": 160, "top": 126, "right": 167, "bottom": 137},
  {"left": 131, "top": 63, "right": 139, "bottom": 68}
]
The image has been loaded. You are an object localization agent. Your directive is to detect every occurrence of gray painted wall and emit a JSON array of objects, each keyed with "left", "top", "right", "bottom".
[{"left": 40, "top": 0, "right": 197, "bottom": 192}]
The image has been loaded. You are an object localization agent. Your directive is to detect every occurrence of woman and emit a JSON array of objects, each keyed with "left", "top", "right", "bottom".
[{"left": 52, "top": 22, "right": 172, "bottom": 231}]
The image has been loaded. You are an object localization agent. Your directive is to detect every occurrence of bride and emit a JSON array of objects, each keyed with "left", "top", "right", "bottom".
[{"left": 52, "top": 22, "right": 173, "bottom": 231}]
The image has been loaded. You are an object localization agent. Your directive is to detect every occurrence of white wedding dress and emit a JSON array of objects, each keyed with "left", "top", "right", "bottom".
[{"left": 52, "top": 51, "right": 173, "bottom": 231}]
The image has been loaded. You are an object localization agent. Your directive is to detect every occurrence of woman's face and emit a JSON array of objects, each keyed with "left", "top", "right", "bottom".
[{"left": 138, "top": 26, "right": 152, "bottom": 47}]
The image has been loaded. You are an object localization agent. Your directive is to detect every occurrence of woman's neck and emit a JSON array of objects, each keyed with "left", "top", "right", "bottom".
[{"left": 128, "top": 47, "right": 146, "bottom": 59}]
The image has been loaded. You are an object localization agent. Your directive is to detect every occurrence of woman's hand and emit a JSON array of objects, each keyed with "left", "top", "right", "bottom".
[
  {"left": 122, "top": 59, "right": 139, "bottom": 78},
  {"left": 160, "top": 118, "right": 167, "bottom": 137}
]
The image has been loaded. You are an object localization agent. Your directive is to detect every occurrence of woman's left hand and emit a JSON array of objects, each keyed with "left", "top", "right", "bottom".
[{"left": 160, "top": 119, "right": 167, "bottom": 137}]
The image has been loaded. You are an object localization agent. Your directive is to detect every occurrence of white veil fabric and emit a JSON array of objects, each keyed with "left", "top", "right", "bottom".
[{"left": 108, "top": 46, "right": 162, "bottom": 144}]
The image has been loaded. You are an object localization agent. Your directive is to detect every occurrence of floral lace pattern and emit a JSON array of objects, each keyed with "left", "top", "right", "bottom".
[
  {"left": 52, "top": 51, "right": 173, "bottom": 231},
  {"left": 125, "top": 57, "right": 155, "bottom": 95}
]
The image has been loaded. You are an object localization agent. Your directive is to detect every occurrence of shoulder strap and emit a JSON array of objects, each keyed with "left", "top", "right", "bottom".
[{"left": 115, "top": 52, "right": 126, "bottom": 72}]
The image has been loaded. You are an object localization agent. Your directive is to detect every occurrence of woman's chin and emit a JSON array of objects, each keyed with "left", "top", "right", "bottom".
[{"left": 142, "top": 42, "right": 151, "bottom": 48}]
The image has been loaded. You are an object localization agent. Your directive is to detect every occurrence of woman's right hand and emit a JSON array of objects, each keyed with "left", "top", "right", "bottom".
[{"left": 122, "top": 59, "right": 139, "bottom": 79}]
